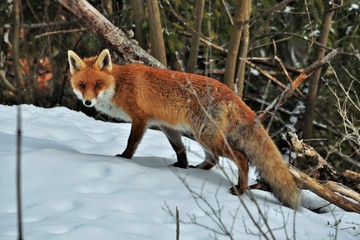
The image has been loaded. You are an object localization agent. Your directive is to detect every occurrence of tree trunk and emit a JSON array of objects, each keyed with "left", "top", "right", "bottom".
[
  {"left": 223, "top": 0, "right": 250, "bottom": 90},
  {"left": 302, "top": 1, "right": 339, "bottom": 139},
  {"left": 186, "top": 0, "right": 205, "bottom": 73},
  {"left": 58, "top": 0, "right": 164, "bottom": 69},
  {"left": 147, "top": 0, "right": 167, "bottom": 66},
  {"left": 235, "top": 0, "right": 251, "bottom": 97},
  {"left": 130, "top": 0, "right": 146, "bottom": 49}
]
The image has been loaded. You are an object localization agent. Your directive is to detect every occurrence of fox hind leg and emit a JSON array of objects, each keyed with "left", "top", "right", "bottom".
[
  {"left": 160, "top": 126, "right": 188, "bottom": 168},
  {"left": 190, "top": 150, "right": 219, "bottom": 170},
  {"left": 229, "top": 151, "right": 249, "bottom": 195}
]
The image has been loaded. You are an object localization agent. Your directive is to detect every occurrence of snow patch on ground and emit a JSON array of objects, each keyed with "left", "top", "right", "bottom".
[{"left": 0, "top": 105, "right": 358, "bottom": 239}]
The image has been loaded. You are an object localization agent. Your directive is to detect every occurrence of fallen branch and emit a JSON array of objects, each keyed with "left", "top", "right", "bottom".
[
  {"left": 343, "top": 170, "right": 360, "bottom": 182},
  {"left": 319, "top": 180, "right": 360, "bottom": 203},
  {"left": 289, "top": 165, "right": 360, "bottom": 213},
  {"left": 286, "top": 128, "right": 360, "bottom": 213},
  {"left": 249, "top": 177, "right": 360, "bottom": 212},
  {"left": 59, "top": 0, "right": 165, "bottom": 69},
  {"left": 286, "top": 127, "right": 341, "bottom": 180}
]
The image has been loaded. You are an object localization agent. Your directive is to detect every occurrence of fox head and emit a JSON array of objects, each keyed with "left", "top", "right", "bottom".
[{"left": 67, "top": 49, "right": 116, "bottom": 107}]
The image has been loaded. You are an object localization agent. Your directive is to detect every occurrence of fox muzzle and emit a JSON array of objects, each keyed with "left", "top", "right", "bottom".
[{"left": 82, "top": 99, "right": 97, "bottom": 107}]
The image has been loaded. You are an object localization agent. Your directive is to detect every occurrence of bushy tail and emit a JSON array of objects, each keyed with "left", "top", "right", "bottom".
[{"left": 241, "top": 123, "right": 300, "bottom": 209}]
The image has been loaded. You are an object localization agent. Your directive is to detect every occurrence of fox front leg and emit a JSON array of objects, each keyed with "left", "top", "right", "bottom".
[{"left": 117, "top": 119, "right": 147, "bottom": 159}]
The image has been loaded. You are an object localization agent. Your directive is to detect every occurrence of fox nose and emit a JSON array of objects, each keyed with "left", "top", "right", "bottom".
[{"left": 84, "top": 100, "right": 92, "bottom": 107}]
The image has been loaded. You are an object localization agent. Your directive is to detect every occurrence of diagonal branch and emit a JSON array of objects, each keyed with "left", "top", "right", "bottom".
[
  {"left": 58, "top": 0, "right": 165, "bottom": 69},
  {"left": 258, "top": 48, "right": 342, "bottom": 121}
]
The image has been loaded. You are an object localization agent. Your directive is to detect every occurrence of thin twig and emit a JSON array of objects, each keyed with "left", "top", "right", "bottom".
[
  {"left": 221, "top": 0, "right": 234, "bottom": 25},
  {"left": 3, "top": 20, "right": 78, "bottom": 29},
  {"left": 0, "top": 70, "right": 17, "bottom": 93},
  {"left": 35, "top": 28, "right": 88, "bottom": 38}
]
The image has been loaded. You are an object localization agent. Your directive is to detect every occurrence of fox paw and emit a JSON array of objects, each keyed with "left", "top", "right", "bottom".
[
  {"left": 172, "top": 162, "right": 188, "bottom": 169},
  {"left": 229, "top": 185, "right": 246, "bottom": 196},
  {"left": 115, "top": 153, "right": 131, "bottom": 159}
]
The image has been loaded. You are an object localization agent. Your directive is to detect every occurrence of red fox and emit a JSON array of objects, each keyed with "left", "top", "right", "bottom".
[{"left": 68, "top": 49, "right": 300, "bottom": 209}]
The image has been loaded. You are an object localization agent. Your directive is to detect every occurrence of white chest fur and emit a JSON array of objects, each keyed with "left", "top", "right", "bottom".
[
  {"left": 94, "top": 88, "right": 132, "bottom": 122},
  {"left": 95, "top": 102, "right": 131, "bottom": 121}
]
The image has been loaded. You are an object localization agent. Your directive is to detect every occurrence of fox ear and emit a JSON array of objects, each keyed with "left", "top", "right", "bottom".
[
  {"left": 68, "top": 50, "right": 85, "bottom": 74},
  {"left": 95, "top": 49, "right": 112, "bottom": 71}
]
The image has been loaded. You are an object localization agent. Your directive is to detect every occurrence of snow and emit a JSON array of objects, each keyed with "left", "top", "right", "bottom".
[
  {"left": 349, "top": 3, "right": 359, "bottom": 11},
  {"left": 0, "top": 104, "right": 359, "bottom": 240}
]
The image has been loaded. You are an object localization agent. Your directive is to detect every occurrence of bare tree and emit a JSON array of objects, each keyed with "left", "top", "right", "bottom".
[
  {"left": 147, "top": 0, "right": 167, "bottom": 66},
  {"left": 223, "top": 0, "right": 251, "bottom": 90},
  {"left": 130, "top": 0, "right": 146, "bottom": 49},
  {"left": 186, "top": 0, "right": 205, "bottom": 73},
  {"left": 235, "top": 0, "right": 252, "bottom": 98},
  {"left": 302, "top": 1, "right": 341, "bottom": 139}
]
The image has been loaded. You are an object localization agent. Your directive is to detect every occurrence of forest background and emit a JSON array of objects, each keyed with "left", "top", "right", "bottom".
[{"left": 0, "top": 0, "right": 359, "bottom": 177}]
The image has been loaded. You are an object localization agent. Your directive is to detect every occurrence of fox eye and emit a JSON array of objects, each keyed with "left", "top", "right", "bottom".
[
  {"left": 79, "top": 82, "right": 85, "bottom": 89},
  {"left": 95, "top": 81, "right": 102, "bottom": 89}
]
